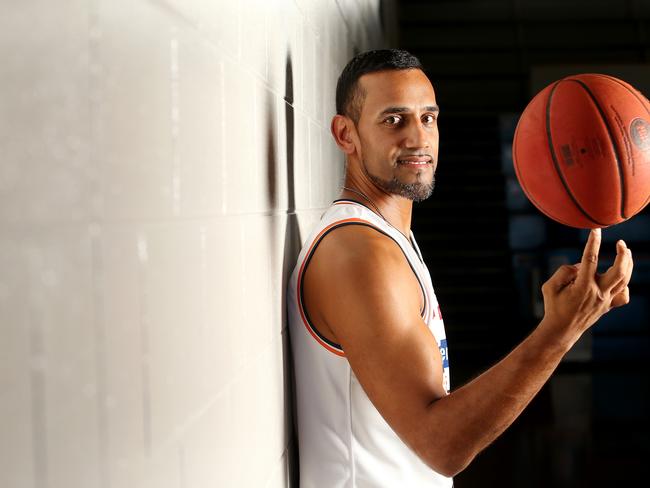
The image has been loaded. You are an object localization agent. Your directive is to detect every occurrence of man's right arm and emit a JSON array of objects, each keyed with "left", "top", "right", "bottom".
[{"left": 305, "top": 226, "right": 632, "bottom": 477}]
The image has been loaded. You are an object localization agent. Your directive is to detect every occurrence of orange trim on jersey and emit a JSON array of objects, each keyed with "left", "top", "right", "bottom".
[{"left": 296, "top": 217, "right": 377, "bottom": 357}]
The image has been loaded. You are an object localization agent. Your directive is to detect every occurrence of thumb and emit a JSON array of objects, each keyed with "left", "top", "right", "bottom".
[{"left": 547, "top": 264, "right": 580, "bottom": 293}]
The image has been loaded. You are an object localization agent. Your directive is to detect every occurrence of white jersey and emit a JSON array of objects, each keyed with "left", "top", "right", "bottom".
[{"left": 287, "top": 199, "right": 452, "bottom": 488}]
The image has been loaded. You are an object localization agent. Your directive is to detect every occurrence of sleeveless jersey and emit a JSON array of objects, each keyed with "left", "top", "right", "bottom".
[{"left": 287, "top": 199, "right": 452, "bottom": 488}]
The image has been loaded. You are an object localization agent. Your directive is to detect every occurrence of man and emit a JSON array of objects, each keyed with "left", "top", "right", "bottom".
[{"left": 287, "top": 49, "right": 633, "bottom": 487}]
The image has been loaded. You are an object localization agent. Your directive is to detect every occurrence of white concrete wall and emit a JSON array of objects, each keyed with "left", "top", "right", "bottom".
[{"left": 0, "top": 1, "right": 387, "bottom": 487}]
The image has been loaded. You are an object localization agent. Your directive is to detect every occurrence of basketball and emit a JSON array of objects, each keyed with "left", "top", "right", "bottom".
[{"left": 512, "top": 73, "right": 650, "bottom": 229}]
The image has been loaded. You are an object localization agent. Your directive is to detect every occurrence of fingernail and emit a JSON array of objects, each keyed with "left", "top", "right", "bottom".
[{"left": 594, "top": 228, "right": 601, "bottom": 237}]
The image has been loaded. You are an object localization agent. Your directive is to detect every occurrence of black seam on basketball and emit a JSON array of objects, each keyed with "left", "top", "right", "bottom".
[
  {"left": 546, "top": 81, "right": 606, "bottom": 226},
  {"left": 566, "top": 78, "right": 627, "bottom": 220},
  {"left": 512, "top": 124, "right": 573, "bottom": 225},
  {"left": 592, "top": 75, "right": 650, "bottom": 214},
  {"left": 594, "top": 74, "right": 650, "bottom": 116},
  {"left": 593, "top": 74, "right": 650, "bottom": 212},
  {"left": 512, "top": 149, "right": 575, "bottom": 226},
  {"left": 512, "top": 123, "right": 569, "bottom": 225}
]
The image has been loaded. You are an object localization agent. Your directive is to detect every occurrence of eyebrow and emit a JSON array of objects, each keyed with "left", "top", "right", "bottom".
[{"left": 379, "top": 105, "right": 440, "bottom": 116}]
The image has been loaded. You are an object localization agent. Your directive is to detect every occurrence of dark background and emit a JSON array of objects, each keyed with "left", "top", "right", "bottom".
[{"left": 395, "top": 0, "right": 650, "bottom": 486}]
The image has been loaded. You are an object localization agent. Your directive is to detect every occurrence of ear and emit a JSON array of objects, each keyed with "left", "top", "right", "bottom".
[{"left": 330, "top": 114, "right": 357, "bottom": 155}]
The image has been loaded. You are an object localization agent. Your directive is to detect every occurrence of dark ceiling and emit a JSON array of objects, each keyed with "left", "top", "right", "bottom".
[{"left": 398, "top": 0, "right": 650, "bottom": 114}]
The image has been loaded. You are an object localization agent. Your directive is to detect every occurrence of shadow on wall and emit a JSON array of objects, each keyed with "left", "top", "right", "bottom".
[
  {"left": 273, "top": 52, "right": 301, "bottom": 487},
  {"left": 265, "top": 48, "right": 301, "bottom": 487}
]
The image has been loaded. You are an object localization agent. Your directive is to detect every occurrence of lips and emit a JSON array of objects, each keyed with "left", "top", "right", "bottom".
[{"left": 397, "top": 156, "right": 433, "bottom": 165}]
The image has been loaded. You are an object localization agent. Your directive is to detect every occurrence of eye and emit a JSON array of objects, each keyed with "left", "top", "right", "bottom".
[
  {"left": 422, "top": 113, "right": 438, "bottom": 125},
  {"left": 383, "top": 115, "right": 402, "bottom": 126}
]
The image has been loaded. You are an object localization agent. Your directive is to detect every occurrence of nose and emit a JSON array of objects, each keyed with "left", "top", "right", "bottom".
[{"left": 404, "top": 121, "right": 432, "bottom": 149}]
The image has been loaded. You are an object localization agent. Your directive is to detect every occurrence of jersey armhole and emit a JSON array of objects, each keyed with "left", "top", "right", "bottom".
[{"left": 297, "top": 219, "right": 428, "bottom": 357}]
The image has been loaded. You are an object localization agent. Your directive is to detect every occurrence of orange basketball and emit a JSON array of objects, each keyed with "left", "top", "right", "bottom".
[{"left": 513, "top": 73, "right": 650, "bottom": 229}]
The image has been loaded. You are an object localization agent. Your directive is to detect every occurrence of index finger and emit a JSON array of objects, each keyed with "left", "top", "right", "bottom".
[{"left": 577, "top": 228, "right": 601, "bottom": 285}]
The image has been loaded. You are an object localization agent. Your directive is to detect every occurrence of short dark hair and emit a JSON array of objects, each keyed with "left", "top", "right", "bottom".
[{"left": 335, "top": 49, "right": 424, "bottom": 123}]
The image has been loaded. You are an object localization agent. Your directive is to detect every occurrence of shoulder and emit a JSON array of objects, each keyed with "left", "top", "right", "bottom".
[
  {"left": 304, "top": 222, "right": 422, "bottom": 323},
  {"left": 311, "top": 221, "right": 407, "bottom": 274}
]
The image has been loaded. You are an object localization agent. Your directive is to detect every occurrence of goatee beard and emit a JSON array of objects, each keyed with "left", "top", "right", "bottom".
[{"left": 367, "top": 172, "right": 435, "bottom": 202}]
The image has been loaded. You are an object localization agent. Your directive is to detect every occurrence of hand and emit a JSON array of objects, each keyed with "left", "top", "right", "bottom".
[{"left": 540, "top": 228, "right": 634, "bottom": 342}]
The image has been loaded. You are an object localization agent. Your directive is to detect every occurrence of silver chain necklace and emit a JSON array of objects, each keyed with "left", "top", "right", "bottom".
[{"left": 341, "top": 186, "right": 412, "bottom": 242}]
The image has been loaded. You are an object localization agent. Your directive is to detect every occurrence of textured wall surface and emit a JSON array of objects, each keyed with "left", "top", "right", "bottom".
[{"left": 0, "top": 1, "right": 387, "bottom": 486}]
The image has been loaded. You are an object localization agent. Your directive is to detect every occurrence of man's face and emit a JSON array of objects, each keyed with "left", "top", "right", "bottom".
[{"left": 354, "top": 69, "right": 439, "bottom": 202}]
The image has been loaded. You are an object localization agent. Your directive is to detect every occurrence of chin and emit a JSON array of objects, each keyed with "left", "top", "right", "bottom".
[{"left": 370, "top": 173, "right": 435, "bottom": 202}]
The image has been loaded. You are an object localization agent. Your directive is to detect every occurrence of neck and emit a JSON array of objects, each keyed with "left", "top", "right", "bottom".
[{"left": 340, "top": 176, "right": 414, "bottom": 237}]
